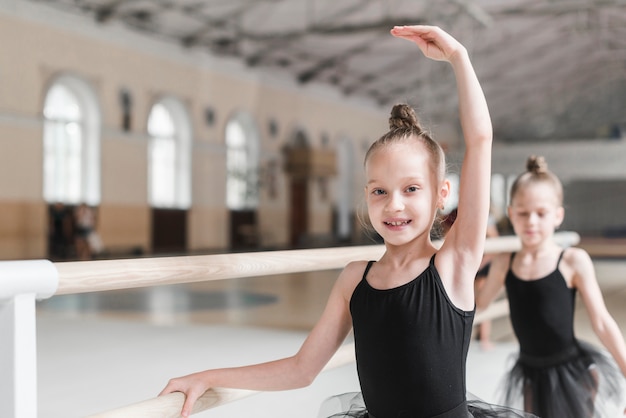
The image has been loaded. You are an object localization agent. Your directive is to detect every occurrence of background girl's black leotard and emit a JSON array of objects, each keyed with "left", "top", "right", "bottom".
[
  {"left": 350, "top": 256, "right": 474, "bottom": 417},
  {"left": 503, "top": 251, "right": 624, "bottom": 418},
  {"left": 506, "top": 251, "right": 577, "bottom": 359}
]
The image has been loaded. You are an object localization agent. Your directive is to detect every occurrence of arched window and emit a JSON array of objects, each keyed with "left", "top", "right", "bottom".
[
  {"left": 147, "top": 97, "right": 192, "bottom": 208},
  {"left": 43, "top": 75, "right": 100, "bottom": 204},
  {"left": 225, "top": 112, "right": 259, "bottom": 210}
]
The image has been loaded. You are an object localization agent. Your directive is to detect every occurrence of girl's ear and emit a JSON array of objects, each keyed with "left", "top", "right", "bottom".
[
  {"left": 555, "top": 205, "right": 565, "bottom": 228},
  {"left": 438, "top": 178, "right": 451, "bottom": 209}
]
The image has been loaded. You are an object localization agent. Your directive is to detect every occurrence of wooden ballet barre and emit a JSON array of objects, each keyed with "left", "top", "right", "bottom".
[
  {"left": 54, "top": 245, "right": 385, "bottom": 295},
  {"left": 53, "top": 231, "right": 580, "bottom": 296}
]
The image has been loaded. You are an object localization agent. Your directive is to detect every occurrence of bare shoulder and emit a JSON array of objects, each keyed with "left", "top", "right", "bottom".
[
  {"left": 562, "top": 246, "right": 593, "bottom": 269},
  {"left": 561, "top": 247, "right": 595, "bottom": 285},
  {"left": 335, "top": 260, "right": 369, "bottom": 298},
  {"left": 341, "top": 260, "right": 370, "bottom": 278}
]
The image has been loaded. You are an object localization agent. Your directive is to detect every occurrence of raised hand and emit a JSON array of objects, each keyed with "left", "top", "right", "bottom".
[{"left": 390, "top": 25, "right": 465, "bottom": 62}]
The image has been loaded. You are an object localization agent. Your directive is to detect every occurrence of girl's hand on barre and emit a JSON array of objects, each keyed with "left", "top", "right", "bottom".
[{"left": 159, "top": 371, "right": 211, "bottom": 417}]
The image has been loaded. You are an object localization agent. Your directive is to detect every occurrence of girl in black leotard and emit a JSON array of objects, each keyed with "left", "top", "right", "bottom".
[
  {"left": 160, "top": 25, "right": 533, "bottom": 418},
  {"left": 476, "top": 156, "right": 626, "bottom": 417}
]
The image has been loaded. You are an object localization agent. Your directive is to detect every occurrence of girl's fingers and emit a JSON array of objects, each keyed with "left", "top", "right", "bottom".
[
  {"left": 390, "top": 25, "right": 437, "bottom": 39},
  {"left": 158, "top": 385, "right": 173, "bottom": 397},
  {"left": 390, "top": 25, "right": 461, "bottom": 62},
  {"left": 181, "top": 391, "right": 201, "bottom": 417},
  {"left": 158, "top": 380, "right": 182, "bottom": 397}
]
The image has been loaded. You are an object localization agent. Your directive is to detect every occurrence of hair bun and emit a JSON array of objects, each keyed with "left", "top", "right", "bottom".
[
  {"left": 389, "top": 104, "right": 421, "bottom": 131},
  {"left": 526, "top": 155, "right": 548, "bottom": 174}
]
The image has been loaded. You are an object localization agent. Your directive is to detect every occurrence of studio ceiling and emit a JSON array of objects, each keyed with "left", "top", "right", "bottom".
[{"left": 31, "top": 0, "right": 626, "bottom": 142}]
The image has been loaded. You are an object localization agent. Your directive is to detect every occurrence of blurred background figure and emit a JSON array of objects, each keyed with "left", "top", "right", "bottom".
[
  {"left": 74, "top": 203, "right": 97, "bottom": 260},
  {"left": 48, "top": 202, "right": 72, "bottom": 260}
]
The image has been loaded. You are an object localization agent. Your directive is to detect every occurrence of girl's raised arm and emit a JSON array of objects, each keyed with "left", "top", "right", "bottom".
[{"left": 391, "top": 25, "right": 493, "bottom": 304}]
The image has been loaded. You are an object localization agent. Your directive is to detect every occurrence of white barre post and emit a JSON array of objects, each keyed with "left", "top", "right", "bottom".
[{"left": 0, "top": 260, "right": 58, "bottom": 418}]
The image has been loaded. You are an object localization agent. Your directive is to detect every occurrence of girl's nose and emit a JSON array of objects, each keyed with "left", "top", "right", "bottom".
[{"left": 386, "top": 192, "right": 404, "bottom": 211}]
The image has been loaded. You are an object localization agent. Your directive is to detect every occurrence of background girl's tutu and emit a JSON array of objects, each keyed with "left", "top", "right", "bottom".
[{"left": 502, "top": 340, "right": 626, "bottom": 418}]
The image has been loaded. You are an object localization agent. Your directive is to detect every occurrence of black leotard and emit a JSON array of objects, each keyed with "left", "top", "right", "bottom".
[
  {"left": 350, "top": 255, "right": 474, "bottom": 417},
  {"left": 505, "top": 251, "right": 578, "bottom": 360}
]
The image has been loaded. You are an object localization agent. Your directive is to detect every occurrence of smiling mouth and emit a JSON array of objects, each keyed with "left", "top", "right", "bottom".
[{"left": 385, "top": 220, "right": 411, "bottom": 226}]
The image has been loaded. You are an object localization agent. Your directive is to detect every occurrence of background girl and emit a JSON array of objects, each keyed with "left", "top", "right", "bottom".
[{"left": 476, "top": 155, "right": 626, "bottom": 417}]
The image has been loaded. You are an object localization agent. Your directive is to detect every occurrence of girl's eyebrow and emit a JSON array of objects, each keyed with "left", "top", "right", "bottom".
[{"left": 368, "top": 175, "right": 424, "bottom": 184}]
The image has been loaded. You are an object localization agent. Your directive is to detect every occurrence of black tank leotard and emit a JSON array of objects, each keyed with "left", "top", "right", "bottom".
[
  {"left": 505, "top": 251, "right": 578, "bottom": 360},
  {"left": 350, "top": 255, "right": 474, "bottom": 417}
]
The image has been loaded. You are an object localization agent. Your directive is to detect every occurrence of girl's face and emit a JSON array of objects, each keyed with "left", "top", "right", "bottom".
[
  {"left": 365, "top": 141, "right": 447, "bottom": 246},
  {"left": 508, "top": 182, "right": 564, "bottom": 247}
]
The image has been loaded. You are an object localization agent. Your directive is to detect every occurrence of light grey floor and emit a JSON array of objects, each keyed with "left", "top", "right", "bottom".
[{"left": 35, "top": 259, "right": 626, "bottom": 417}]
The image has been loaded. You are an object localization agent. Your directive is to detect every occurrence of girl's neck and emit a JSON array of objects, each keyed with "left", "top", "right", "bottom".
[
  {"left": 518, "top": 240, "right": 561, "bottom": 259},
  {"left": 381, "top": 237, "right": 437, "bottom": 268}
]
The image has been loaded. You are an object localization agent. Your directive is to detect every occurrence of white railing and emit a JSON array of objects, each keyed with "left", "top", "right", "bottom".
[{"left": 0, "top": 232, "right": 581, "bottom": 418}]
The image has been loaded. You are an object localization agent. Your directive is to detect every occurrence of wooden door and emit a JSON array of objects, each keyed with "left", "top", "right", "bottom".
[
  {"left": 151, "top": 208, "right": 187, "bottom": 254},
  {"left": 229, "top": 210, "right": 258, "bottom": 250}
]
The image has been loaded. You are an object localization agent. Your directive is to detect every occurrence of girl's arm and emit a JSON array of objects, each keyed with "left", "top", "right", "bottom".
[
  {"left": 571, "top": 248, "right": 626, "bottom": 376},
  {"left": 478, "top": 222, "right": 500, "bottom": 270},
  {"left": 390, "top": 25, "right": 493, "bottom": 308},
  {"left": 475, "top": 252, "right": 509, "bottom": 311},
  {"left": 160, "top": 261, "right": 363, "bottom": 417}
]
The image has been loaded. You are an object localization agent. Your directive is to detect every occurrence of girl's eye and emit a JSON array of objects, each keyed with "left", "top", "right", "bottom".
[
  {"left": 406, "top": 186, "right": 419, "bottom": 192},
  {"left": 372, "top": 189, "right": 386, "bottom": 196}
]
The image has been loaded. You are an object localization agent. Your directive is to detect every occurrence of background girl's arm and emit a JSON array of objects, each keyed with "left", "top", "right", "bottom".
[
  {"left": 475, "top": 252, "right": 509, "bottom": 311},
  {"left": 571, "top": 248, "right": 626, "bottom": 376},
  {"left": 390, "top": 25, "right": 493, "bottom": 308},
  {"left": 160, "top": 261, "right": 362, "bottom": 417}
]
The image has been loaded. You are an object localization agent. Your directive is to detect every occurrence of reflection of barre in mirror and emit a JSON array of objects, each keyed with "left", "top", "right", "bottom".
[{"left": 0, "top": 231, "right": 580, "bottom": 418}]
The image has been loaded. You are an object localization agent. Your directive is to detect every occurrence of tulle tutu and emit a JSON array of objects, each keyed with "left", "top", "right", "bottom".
[
  {"left": 501, "top": 340, "right": 626, "bottom": 418},
  {"left": 318, "top": 392, "right": 538, "bottom": 418},
  {"left": 317, "top": 392, "right": 367, "bottom": 418}
]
